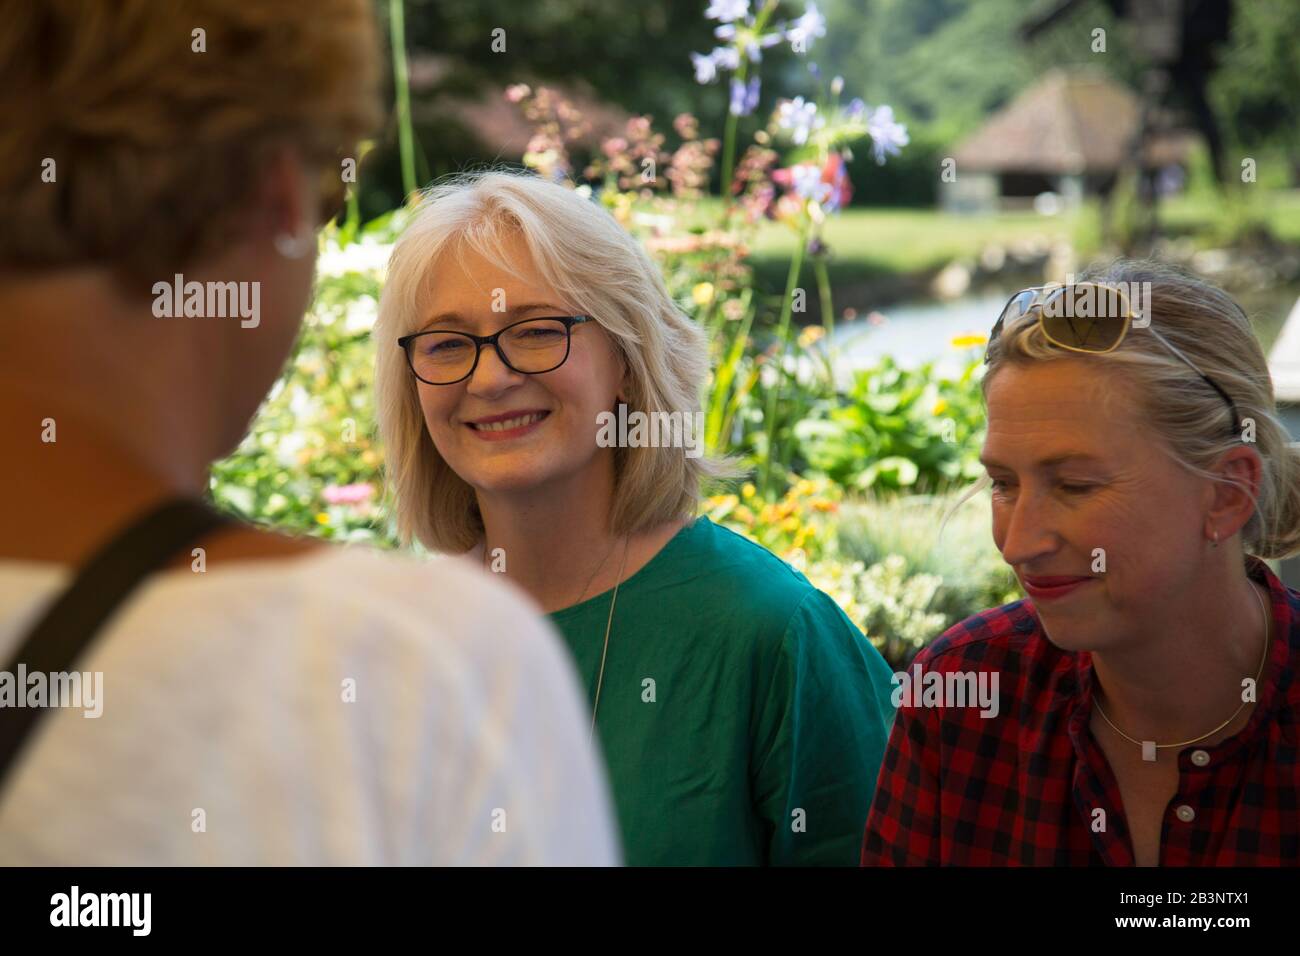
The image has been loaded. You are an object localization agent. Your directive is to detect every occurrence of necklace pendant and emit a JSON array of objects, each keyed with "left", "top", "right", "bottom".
[{"left": 1141, "top": 740, "right": 1157, "bottom": 762}]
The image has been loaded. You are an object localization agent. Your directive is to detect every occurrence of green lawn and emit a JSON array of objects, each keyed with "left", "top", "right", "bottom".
[
  {"left": 671, "top": 189, "right": 1300, "bottom": 293},
  {"left": 748, "top": 207, "right": 1091, "bottom": 280},
  {"left": 1159, "top": 189, "right": 1300, "bottom": 245}
]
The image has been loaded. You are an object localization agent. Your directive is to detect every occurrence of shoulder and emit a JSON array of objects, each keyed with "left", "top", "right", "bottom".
[
  {"left": 1, "top": 545, "right": 613, "bottom": 864},
  {"left": 682, "top": 518, "right": 825, "bottom": 620},
  {"left": 680, "top": 520, "right": 882, "bottom": 675},
  {"left": 124, "top": 543, "right": 567, "bottom": 691},
  {"left": 914, "top": 598, "right": 1044, "bottom": 671}
]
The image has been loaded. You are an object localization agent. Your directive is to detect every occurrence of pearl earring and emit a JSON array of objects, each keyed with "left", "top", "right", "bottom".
[{"left": 273, "top": 227, "right": 314, "bottom": 259}]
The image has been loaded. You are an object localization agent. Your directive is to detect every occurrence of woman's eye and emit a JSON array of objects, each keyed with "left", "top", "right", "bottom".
[{"left": 1060, "top": 483, "right": 1095, "bottom": 495}]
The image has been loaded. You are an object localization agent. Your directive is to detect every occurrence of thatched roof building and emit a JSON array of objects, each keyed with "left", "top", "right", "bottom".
[{"left": 942, "top": 69, "right": 1196, "bottom": 212}]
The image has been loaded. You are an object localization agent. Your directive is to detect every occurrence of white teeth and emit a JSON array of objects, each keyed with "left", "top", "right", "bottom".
[{"left": 472, "top": 412, "right": 545, "bottom": 432}]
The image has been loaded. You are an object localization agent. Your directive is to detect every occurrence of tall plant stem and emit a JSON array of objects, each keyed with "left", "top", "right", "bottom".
[
  {"left": 390, "top": 0, "right": 417, "bottom": 199},
  {"left": 759, "top": 235, "right": 807, "bottom": 493}
]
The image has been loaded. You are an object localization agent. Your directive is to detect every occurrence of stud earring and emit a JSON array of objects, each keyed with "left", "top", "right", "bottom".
[{"left": 273, "top": 226, "right": 315, "bottom": 259}]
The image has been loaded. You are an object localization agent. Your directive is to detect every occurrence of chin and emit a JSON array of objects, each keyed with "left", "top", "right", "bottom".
[
  {"left": 457, "top": 455, "right": 564, "bottom": 494},
  {"left": 1035, "top": 613, "right": 1119, "bottom": 654}
]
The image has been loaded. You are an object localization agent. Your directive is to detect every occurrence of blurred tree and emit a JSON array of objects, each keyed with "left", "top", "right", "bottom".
[{"left": 1210, "top": 0, "right": 1300, "bottom": 180}]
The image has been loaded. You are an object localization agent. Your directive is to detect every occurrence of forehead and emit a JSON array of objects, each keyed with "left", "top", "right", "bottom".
[
  {"left": 981, "top": 360, "right": 1144, "bottom": 465},
  {"left": 424, "top": 230, "right": 556, "bottom": 312}
]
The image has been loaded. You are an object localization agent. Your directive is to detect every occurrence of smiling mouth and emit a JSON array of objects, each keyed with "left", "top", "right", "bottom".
[
  {"left": 467, "top": 411, "right": 550, "bottom": 432},
  {"left": 1021, "top": 575, "right": 1095, "bottom": 600}
]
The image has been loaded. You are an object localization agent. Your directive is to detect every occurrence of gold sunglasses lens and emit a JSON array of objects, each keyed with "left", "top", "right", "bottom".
[{"left": 1040, "top": 284, "right": 1129, "bottom": 353}]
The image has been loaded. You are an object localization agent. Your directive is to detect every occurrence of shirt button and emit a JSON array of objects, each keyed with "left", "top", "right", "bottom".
[
  {"left": 1190, "top": 749, "right": 1211, "bottom": 767},
  {"left": 1175, "top": 804, "right": 1196, "bottom": 823}
]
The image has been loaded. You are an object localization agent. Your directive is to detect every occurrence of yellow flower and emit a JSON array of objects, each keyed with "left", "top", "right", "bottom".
[
  {"left": 781, "top": 516, "right": 800, "bottom": 533},
  {"left": 797, "top": 326, "right": 826, "bottom": 349},
  {"left": 315, "top": 512, "right": 330, "bottom": 525},
  {"left": 692, "top": 282, "right": 715, "bottom": 306},
  {"left": 742, "top": 482, "right": 757, "bottom": 499},
  {"left": 950, "top": 333, "right": 988, "bottom": 349},
  {"left": 932, "top": 398, "right": 949, "bottom": 416},
  {"left": 795, "top": 478, "right": 818, "bottom": 496}
]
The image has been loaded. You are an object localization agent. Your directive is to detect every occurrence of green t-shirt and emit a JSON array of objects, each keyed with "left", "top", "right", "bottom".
[{"left": 549, "top": 516, "right": 895, "bottom": 866}]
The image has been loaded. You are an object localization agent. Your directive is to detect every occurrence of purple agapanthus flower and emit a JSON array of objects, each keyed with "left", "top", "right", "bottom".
[
  {"left": 691, "top": 46, "right": 740, "bottom": 84},
  {"left": 787, "top": 2, "right": 827, "bottom": 50},
  {"left": 729, "top": 76, "right": 761, "bottom": 116},
  {"left": 789, "top": 163, "right": 832, "bottom": 204},
  {"left": 775, "top": 96, "right": 820, "bottom": 145},
  {"left": 744, "top": 31, "right": 785, "bottom": 63},
  {"left": 712, "top": 46, "right": 741, "bottom": 70},
  {"left": 690, "top": 51, "right": 718, "bottom": 84},
  {"left": 866, "top": 105, "right": 909, "bottom": 164},
  {"left": 705, "top": 0, "right": 749, "bottom": 22}
]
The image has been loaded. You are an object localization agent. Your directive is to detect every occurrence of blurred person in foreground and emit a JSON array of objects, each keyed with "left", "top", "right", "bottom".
[
  {"left": 863, "top": 262, "right": 1300, "bottom": 866},
  {"left": 0, "top": 0, "right": 617, "bottom": 865}
]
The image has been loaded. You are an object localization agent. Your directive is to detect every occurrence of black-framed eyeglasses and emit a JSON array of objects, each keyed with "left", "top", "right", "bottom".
[
  {"left": 398, "top": 315, "right": 592, "bottom": 386},
  {"left": 984, "top": 282, "right": 1242, "bottom": 437}
]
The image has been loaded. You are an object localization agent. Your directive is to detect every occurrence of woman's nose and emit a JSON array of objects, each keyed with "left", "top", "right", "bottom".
[
  {"left": 465, "top": 343, "right": 524, "bottom": 395},
  {"left": 998, "top": 492, "right": 1059, "bottom": 566}
]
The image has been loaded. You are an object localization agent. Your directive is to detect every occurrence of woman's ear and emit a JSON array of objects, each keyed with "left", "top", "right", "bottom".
[{"left": 1206, "top": 444, "right": 1264, "bottom": 540}]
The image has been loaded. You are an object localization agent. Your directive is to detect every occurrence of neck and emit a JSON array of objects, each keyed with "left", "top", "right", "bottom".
[
  {"left": 1090, "top": 557, "right": 1269, "bottom": 746},
  {"left": 477, "top": 456, "right": 625, "bottom": 613},
  {"left": 0, "top": 273, "right": 226, "bottom": 564}
]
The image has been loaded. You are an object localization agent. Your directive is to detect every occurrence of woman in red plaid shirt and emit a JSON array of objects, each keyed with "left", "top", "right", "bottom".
[{"left": 863, "top": 261, "right": 1300, "bottom": 866}]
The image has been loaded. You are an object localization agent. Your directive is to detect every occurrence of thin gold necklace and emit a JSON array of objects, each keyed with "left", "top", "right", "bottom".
[
  {"left": 482, "top": 534, "right": 629, "bottom": 743},
  {"left": 589, "top": 536, "right": 629, "bottom": 742},
  {"left": 1094, "top": 581, "right": 1270, "bottom": 761}
]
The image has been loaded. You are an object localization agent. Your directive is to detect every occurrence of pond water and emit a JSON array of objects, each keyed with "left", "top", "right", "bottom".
[
  {"left": 826, "top": 282, "right": 1300, "bottom": 380},
  {"left": 828, "top": 291, "right": 1006, "bottom": 378}
]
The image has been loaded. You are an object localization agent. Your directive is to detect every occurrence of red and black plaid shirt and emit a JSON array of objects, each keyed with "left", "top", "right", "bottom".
[{"left": 862, "top": 556, "right": 1299, "bottom": 866}]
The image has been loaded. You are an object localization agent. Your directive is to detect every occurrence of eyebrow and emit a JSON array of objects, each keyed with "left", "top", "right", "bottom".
[
  {"left": 979, "top": 452, "right": 1106, "bottom": 470},
  {"left": 420, "top": 303, "right": 568, "bottom": 332}
]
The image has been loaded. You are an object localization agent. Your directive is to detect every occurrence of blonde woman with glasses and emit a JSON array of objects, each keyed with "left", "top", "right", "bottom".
[{"left": 375, "top": 170, "right": 895, "bottom": 866}]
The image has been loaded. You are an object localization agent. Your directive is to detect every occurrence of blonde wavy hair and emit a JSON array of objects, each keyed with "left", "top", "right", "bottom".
[
  {"left": 980, "top": 259, "right": 1300, "bottom": 560},
  {"left": 0, "top": 0, "right": 381, "bottom": 283},
  {"left": 374, "top": 169, "right": 731, "bottom": 553}
]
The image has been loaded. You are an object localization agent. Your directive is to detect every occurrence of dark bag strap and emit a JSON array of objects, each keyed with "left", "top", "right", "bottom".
[{"left": 0, "top": 497, "right": 234, "bottom": 791}]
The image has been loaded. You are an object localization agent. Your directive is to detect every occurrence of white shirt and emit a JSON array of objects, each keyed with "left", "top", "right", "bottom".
[{"left": 0, "top": 545, "right": 620, "bottom": 865}]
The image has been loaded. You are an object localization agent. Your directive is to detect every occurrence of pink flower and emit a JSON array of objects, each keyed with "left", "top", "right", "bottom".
[
  {"left": 773, "top": 154, "right": 853, "bottom": 212},
  {"left": 822, "top": 152, "right": 853, "bottom": 211},
  {"left": 626, "top": 116, "right": 652, "bottom": 139},
  {"left": 322, "top": 483, "right": 375, "bottom": 506}
]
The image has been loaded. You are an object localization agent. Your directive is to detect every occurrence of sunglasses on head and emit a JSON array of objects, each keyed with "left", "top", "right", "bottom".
[{"left": 984, "top": 281, "right": 1242, "bottom": 438}]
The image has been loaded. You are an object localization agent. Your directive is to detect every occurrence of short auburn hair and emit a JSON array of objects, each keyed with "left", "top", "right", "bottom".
[{"left": 0, "top": 0, "right": 381, "bottom": 284}]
